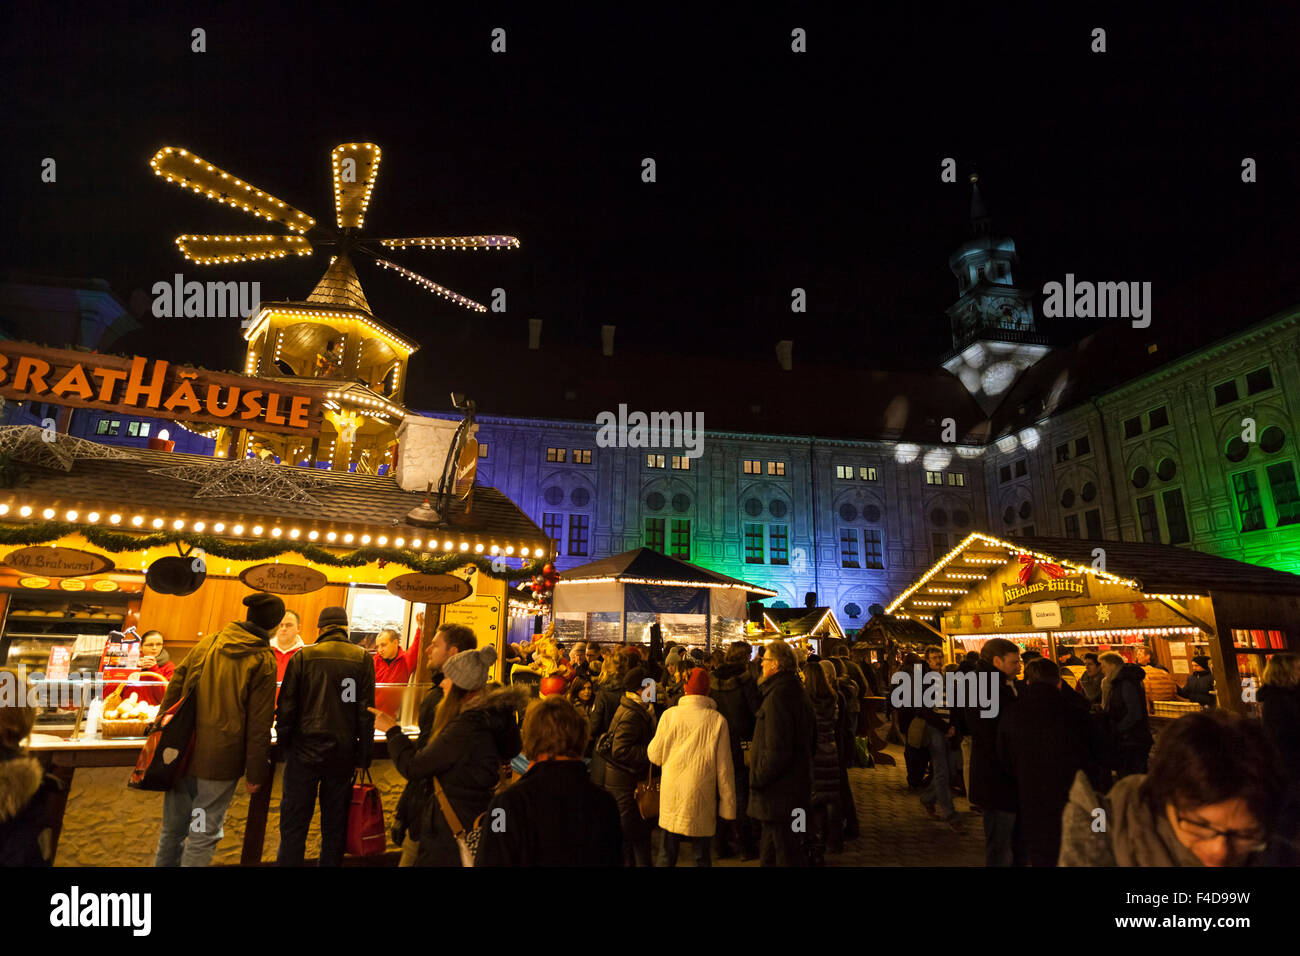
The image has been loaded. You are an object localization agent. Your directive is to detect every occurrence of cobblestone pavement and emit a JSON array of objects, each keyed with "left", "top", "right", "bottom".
[{"left": 666, "top": 744, "right": 987, "bottom": 867}]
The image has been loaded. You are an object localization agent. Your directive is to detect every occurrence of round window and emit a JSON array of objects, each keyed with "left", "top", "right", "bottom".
[
  {"left": 953, "top": 510, "right": 970, "bottom": 528},
  {"left": 1156, "top": 458, "right": 1176, "bottom": 482},
  {"left": 544, "top": 486, "right": 564, "bottom": 506},
  {"left": 769, "top": 499, "right": 788, "bottom": 518},
  {"left": 570, "top": 487, "right": 591, "bottom": 507},
  {"left": 1081, "top": 481, "right": 1097, "bottom": 502},
  {"left": 839, "top": 503, "right": 858, "bottom": 523},
  {"left": 845, "top": 602, "right": 862, "bottom": 619},
  {"left": 864, "top": 505, "right": 882, "bottom": 523},
  {"left": 1003, "top": 506, "right": 1016, "bottom": 525},
  {"left": 1225, "top": 436, "right": 1248, "bottom": 463},
  {"left": 672, "top": 493, "right": 691, "bottom": 513},
  {"left": 1060, "top": 488, "right": 1076, "bottom": 509},
  {"left": 646, "top": 492, "right": 665, "bottom": 511},
  {"left": 744, "top": 497, "right": 763, "bottom": 517},
  {"left": 931, "top": 508, "right": 949, "bottom": 527},
  {"left": 1019, "top": 501, "right": 1033, "bottom": 520},
  {"left": 1132, "top": 466, "right": 1150, "bottom": 489},
  {"left": 1261, "top": 426, "right": 1285, "bottom": 454}
]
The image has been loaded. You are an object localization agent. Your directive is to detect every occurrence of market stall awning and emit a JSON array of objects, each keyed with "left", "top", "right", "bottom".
[
  {"left": 858, "top": 612, "right": 942, "bottom": 647},
  {"left": 761, "top": 606, "right": 846, "bottom": 639},
  {"left": 557, "top": 548, "right": 778, "bottom": 597}
]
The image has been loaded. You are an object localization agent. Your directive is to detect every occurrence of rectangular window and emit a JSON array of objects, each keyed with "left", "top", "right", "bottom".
[
  {"left": 573, "top": 449, "right": 592, "bottom": 464},
  {"left": 863, "top": 530, "right": 884, "bottom": 569},
  {"left": 1163, "top": 488, "right": 1190, "bottom": 544},
  {"left": 931, "top": 532, "right": 948, "bottom": 562},
  {"left": 671, "top": 455, "right": 690, "bottom": 470},
  {"left": 546, "top": 447, "right": 566, "bottom": 462},
  {"left": 567, "top": 515, "right": 589, "bottom": 556},
  {"left": 670, "top": 519, "right": 690, "bottom": 559},
  {"left": 1014, "top": 459, "right": 1027, "bottom": 478},
  {"left": 925, "top": 471, "right": 943, "bottom": 485},
  {"left": 1136, "top": 495, "right": 1160, "bottom": 543},
  {"left": 1214, "top": 380, "right": 1239, "bottom": 407},
  {"left": 1148, "top": 406, "right": 1169, "bottom": 430},
  {"left": 96, "top": 420, "right": 110, "bottom": 436},
  {"left": 644, "top": 518, "right": 666, "bottom": 553},
  {"left": 768, "top": 461, "right": 785, "bottom": 476},
  {"left": 108, "top": 420, "right": 121, "bottom": 436},
  {"left": 860, "top": 466, "right": 878, "bottom": 481},
  {"left": 744, "top": 523, "right": 765, "bottom": 564},
  {"left": 1246, "top": 367, "right": 1274, "bottom": 395},
  {"left": 836, "top": 465, "right": 852, "bottom": 479},
  {"left": 478, "top": 443, "right": 489, "bottom": 458},
  {"left": 769, "top": 525, "right": 788, "bottom": 565},
  {"left": 1123, "top": 416, "right": 1143, "bottom": 439},
  {"left": 542, "top": 513, "right": 563, "bottom": 546},
  {"left": 127, "top": 421, "right": 140, "bottom": 437},
  {"left": 646, "top": 454, "right": 665, "bottom": 468},
  {"left": 839, "top": 529, "right": 860, "bottom": 568},
  {"left": 1055, "top": 443, "right": 1071, "bottom": 464},
  {"left": 1232, "top": 471, "right": 1266, "bottom": 532},
  {"left": 743, "top": 459, "right": 760, "bottom": 474},
  {"left": 947, "top": 472, "right": 965, "bottom": 487},
  {"left": 138, "top": 422, "right": 150, "bottom": 438},
  {"left": 1074, "top": 435, "right": 1091, "bottom": 456},
  {"left": 1064, "top": 514, "right": 1080, "bottom": 538},
  {"left": 1266, "top": 461, "right": 1300, "bottom": 526},
  {"left": 1085, "top": 508, "right": 1103, "bottom": 540},
  {"left": 999, "top": 464, "right": 1012, "bottom": 483}
]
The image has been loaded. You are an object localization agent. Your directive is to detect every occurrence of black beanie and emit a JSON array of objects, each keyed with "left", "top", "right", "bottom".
[
  {"left": 243, "top": 592, "right": 285, "bottom": 631},
  {"left": 318, "top": 606, "right": 348, "bottom": 628},
  {"left": 623, "top": 666, "right": 647, "bottom": 693}
]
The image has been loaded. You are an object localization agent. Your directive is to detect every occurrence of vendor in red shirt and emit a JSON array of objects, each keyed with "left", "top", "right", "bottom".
[
  {"left": 374, "top": 612, "right": 423, "bottom": 685},
  {"left": 112, "top": 629, "right": 174, "bottom": 706},
  {"left": 271, "top": 609, "right": 305, "bottom": 687}
]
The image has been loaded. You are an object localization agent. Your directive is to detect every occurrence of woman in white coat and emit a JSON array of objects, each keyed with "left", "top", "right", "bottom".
[{"left": 647, "top": 666, "right": 737, "bottom": 866}]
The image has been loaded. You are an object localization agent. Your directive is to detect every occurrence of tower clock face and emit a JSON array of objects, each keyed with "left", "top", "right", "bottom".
[{"left": 996, "top": 301, "right": 1024, "bottom": 328}]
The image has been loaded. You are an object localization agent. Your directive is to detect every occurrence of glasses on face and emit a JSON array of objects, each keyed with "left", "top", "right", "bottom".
[{"left": 1173, "top": 811, "right": 1267, "bottom": 853}]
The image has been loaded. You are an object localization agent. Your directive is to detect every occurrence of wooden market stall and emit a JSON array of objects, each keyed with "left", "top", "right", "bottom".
[
  {"left": 759, "top": 605, "right": 847, "bottom": 657},
  {"left": 886, "top": 533, "right": 1300, "bottom": 716}
]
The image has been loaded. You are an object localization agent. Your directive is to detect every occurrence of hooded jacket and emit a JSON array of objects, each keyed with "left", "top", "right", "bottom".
[
  {"left": 156, "top": 619, "right": 277, "bottom": 784},
  {"left": 275, "top": 625, "right": 375, "bottom": 774},
  {"left": 647, "top": 694, "right": 737, "bottom": 837},
  {"left": 0, "top": 754, "right": 63, "bottom": 866},
  {"left": 1106, "top": 663, "right": 1153, "bottom": 747},
  {"left": 710, "top": 662, "right": 761, "bottom": 754},
  {"left": 386, "top": 684, "right": 526, "bottom": 867},
  {"left": 747, "top": 669, "right": 816, "bottom": 822}
]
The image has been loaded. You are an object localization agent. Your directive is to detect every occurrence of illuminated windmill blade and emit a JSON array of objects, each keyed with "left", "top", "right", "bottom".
[
  {"left": 149, "top": 146, "right": 317, "bottom": 234},
  {"left": 332, "top": 143, "right": 382, "bottom": 230},
  {"left": 372, "top": 258, "right": 488, "bottom": 312},
  {"left": 175, "top": 234, "right": 314, "bottom": 266},
  {"left": 377, "top": 235, "right": 521, "bottom": 251}
]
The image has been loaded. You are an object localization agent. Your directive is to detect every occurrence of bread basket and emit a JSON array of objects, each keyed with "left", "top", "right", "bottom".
[{"left": 100, "top": 672, "right": 167, "bottom": 738}]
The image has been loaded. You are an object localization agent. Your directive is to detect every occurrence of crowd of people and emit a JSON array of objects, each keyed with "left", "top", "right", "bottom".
[{"left": 2, "top": 599, "right": 1299, "bottom": 868}]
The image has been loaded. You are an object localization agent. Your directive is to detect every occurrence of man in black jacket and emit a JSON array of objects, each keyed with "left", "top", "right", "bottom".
[
  {"left": 748, "top": 640, "right": 816, "bottom": 866},
  {"left": 961, "top": 637, "right": 1020, "bottom": 867},
  {"left": 275, "top": 606, "right": 375, "bottom": 866}
]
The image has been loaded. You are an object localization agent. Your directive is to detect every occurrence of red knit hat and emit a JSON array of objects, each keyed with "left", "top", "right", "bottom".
[{"left": 684, "top": 666, "right": 711, "bottom": 696}]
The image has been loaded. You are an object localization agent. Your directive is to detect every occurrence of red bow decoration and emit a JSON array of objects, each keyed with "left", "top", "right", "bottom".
[{"left": 1017, "top": 554, "right": 1065, "bottom": 584}]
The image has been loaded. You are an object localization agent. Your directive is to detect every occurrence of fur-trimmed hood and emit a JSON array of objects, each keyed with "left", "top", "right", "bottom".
[{"left": 0, "top": 756, "right": 45, "bottom": 825}]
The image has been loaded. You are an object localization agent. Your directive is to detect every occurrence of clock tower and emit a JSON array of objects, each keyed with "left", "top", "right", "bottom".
[{"left": 941, "top": 174, "right": 1051, "bottom": 415}]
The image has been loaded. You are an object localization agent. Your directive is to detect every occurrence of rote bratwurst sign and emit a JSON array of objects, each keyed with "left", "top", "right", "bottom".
[{"left": 0, "top": 341, "right": 322, "bottom": 437}]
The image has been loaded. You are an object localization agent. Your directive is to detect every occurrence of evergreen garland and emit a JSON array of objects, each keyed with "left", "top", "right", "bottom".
[{"left": 0, "top": 521, "right": 544, "bottom": 580}]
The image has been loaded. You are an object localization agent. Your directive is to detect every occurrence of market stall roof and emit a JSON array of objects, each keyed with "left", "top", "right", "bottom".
[
  {"left": 887, "top": 532, "right": 1300, "bottom": 619},
  {"left": 0, "top": 446, "right": 547, "bottom": 554},
  {"left": 858, "top": 612, "right": 941, "bottom": 646},
  {"left": 557, "top": 548, "right": 778, "bottom": 597},
  {"left": 762, "top": 606, "right": 846, "bottom": 638}
]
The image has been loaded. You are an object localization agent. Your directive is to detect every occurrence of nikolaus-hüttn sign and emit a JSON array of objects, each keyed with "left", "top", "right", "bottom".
[
  {"left": 0, "top": 340, "right": 323, "bottom": 437},
  {"left": 1002, "top": 575, "right": 1089, "bottom": 605}
]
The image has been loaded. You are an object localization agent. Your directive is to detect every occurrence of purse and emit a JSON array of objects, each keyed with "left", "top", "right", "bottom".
[
  {"left": 434, "top": 776, "right": 482, "bottom": 867},
  {"left": 634, "top": 763, "right": 660, "bottom": 820},
  {"left": 128, "top": 639, "right": 219, "bottom": 791},
  {"left": 346, "top": 768, "right": 387, "bottom": 856}
]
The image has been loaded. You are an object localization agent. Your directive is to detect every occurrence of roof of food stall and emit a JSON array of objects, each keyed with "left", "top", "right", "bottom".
[
  {"left": 762, "top": 606, "right": 846, "bottom": 638},
  {"left": 0, "top": 446, "right": 546, "bottom": 549},
  {"left": 556, "top": 548, "right": 778, "bottom": 596},
  {"left": 888, "top": 532, "right": 1300, "bottom": 617},
  {"left": 859, "top": 612, "right": 941, "bottom": 645}
]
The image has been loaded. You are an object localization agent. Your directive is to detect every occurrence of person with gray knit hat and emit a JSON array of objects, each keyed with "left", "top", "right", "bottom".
[{"left": 443, "top": 645, "right": 499, "bottom": 691}]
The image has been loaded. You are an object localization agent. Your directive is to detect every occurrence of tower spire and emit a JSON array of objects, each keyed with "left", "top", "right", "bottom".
[{"left": 969, "top": 172, "right": 990, "bottom": 236}]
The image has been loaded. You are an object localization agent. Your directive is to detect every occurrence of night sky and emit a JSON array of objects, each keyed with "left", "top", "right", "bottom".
[{"left": 3, "top": 4, "right": 1298, "bottom": 411}]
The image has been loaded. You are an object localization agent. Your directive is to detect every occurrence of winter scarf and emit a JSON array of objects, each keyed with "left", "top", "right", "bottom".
[{"left": 1059, "top": 771, "right": 1202, "bottom": 866}]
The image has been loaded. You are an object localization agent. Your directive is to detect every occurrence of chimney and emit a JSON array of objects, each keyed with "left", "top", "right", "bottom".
[
  {"left": 601, "top": 324, "right": 615, "bottom": 357},
  {"left": 528, "top": 318, "right": 542, "bottom": 350},
  {"left": 776, "top": 339, "right": 793, "bottom": 371}
]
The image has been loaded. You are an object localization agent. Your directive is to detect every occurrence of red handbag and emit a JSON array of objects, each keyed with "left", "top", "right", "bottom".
[{"left": 346, "top": 768, "right": 387, "bottom": 856}]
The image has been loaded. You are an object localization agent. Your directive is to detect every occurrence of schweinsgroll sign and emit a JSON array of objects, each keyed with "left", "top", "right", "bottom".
[
  {"left": 386, "top": 573, "right": 472, "bottom": 605},
  {"left": 1002, "top": 575, "right": 1089, "bottom": 605},
  {"left": 0, "top": 340, "right": 323, "bottom": 437}
]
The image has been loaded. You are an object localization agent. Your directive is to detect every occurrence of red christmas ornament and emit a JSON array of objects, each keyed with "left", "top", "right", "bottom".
[
  {"left": 972, "top": 613, "right": 982, "bottom": 628},
  {"left": 543, "top": 563, "right": 555, "bottom": 575},
  {"left": 1132, "top": 602, "right": 1149, "bottom": 621}
]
